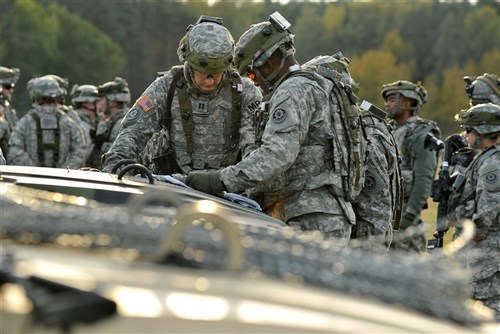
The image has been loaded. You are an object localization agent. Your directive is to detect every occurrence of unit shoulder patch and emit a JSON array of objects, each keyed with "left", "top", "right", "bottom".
[{"left": 272, "top": 108, "right": 287, "bottom": 123}]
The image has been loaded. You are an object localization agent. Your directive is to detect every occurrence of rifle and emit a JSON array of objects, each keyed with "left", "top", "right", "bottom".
[{"left": 427, "top": 134, "right": 467, "bottom": 251}]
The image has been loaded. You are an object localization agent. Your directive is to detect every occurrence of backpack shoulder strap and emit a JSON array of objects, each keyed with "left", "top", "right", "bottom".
[{"left": 158, "top": 65, "right": 184, "bottom": 131}]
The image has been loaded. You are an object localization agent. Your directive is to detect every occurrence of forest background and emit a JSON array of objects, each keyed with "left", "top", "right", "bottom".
[{"left": 0, "top": 0, "right": 499, "bottom": 138}]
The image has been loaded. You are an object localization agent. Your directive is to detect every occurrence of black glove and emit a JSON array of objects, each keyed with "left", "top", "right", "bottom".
[
  {"left": 400, "top": 212, "right": 417, "bottom": 230},
  {"left": 185, "top": 170, "right": 226, "bottom": 194}
]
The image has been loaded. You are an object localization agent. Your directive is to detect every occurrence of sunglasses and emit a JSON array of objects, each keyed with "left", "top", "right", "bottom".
[{"left": 3, "top": 84, "right": 14, "bottom": 90}]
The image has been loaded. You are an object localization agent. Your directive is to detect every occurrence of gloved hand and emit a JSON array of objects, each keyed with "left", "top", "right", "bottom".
[
  {"left": 400, "top": 211, "right": 417, "bottom": 230},
  {"left": 185, "top": 170, "right": 226, "bottom": 194}
]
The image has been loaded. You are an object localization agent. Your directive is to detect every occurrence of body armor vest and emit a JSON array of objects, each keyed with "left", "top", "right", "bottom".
[
  {"left": 30, "top": 111, "right": 62, "bottom": 167},
  {"left": 158, "top": 65, "right": 244, "bottom": 172}
]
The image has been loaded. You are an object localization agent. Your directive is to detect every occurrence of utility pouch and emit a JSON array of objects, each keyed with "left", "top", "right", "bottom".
[
  {"left": 152, "top": 148, "right": 182, "bottom": 175},
  {"left": 40, "top": 115, "right": 58, "bottom": 129}
]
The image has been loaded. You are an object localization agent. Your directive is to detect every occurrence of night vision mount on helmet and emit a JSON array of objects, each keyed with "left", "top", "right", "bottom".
[
  {"left": 381, "top": 80, "right": 428, "bottom": 111},
  {"left": 177, "top": 15, "right": 234, "bottom": 75},
  {"left": 456, "top": 102, "right": 500, "bottom": 134},
  {"left": 234, "top": 12, "right": 295, "bottom": 84}
]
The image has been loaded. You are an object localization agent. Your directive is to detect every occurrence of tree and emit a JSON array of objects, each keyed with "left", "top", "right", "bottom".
[
  {"left": 0, "top": 0, "right": 124, "bottom": 114},
  {"left": 349, "top": 49, "right": 414, "bottom": 107}
]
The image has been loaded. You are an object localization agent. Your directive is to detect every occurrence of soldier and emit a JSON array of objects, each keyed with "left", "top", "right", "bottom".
[
  {"left": 381, "top": 80, "right": 441, "bottom": 252},
  {"left": 101, "top": 16, "right": 262, "bottom": 176},
  {"left": 0, "top": 66, "right": 20, "bottom": 131},
  {"left": 71, "top": 84, "right": 101, "bottom": 168},
  {"left": 302, "top": 54, "right": 402, "bottom": 249},
  {"left": 0, "top": 66, "right": 20, "bottom": 160},
  {"left": 8, "top": 76, "right": 86, "bottom": 168},
  {"left": 0, "top": 148, "right": 5, "bottom": 165},
  {"left": 464, "top": 73, "right": 500, "bottom": 106},
  {"left": 449, "top": 73, "right": 499, "bottom": 177},
  {"left": 185, "top": 12, "right": 359, "bottom": 243},
  {"left": 447, "top": 103, "right": 500, "bottom": 320},
  {"left": 94, "top": 77, "right": 132, "bottom": 169}
]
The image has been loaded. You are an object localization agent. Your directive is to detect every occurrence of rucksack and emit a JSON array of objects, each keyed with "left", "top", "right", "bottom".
[{"left": 302, "top": 52, "right": 370, "bottom": 203}]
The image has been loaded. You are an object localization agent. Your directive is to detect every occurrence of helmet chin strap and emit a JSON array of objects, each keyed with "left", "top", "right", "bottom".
[
  {"left": 471, "top": 130, "right": 482, "bottom": 149},
  {"left": 253, "top": 45, "right": 292, "bottom": 93}
]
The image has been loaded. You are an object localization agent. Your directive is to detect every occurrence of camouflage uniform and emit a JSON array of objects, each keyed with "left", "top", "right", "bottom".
[
  {"left": 354, "top": 109, "right": 401, "bottom": 248},
  {"left": 9, "top": 76, "right": 86, "bottom": 168},
  {"left": 220, "top": 74, "right": 355, "bottom": 240},
  {"left": 303, "top": 54, "right": 401, "bottom": 249},
  {"left": 101, "top": 18, "right": 261, "bottom": 175},
  {"left": 215, "top": 14, "right": 355, "bottom": 242},
  {"left": 448, "top": 73, "right": 500, "bottom": 177},
  {"left": 0, "top": 111, "right": 10, "bottom": 160},
  {"left": 95, "top": 106, "right": 128, "bottom": 155},
  {"left": 0, "top": 66, "right": 20, "bottom": 131},
  {"left": 92, "top": 77, "right": 131, "bottom": 169},
  {"left": 0, "top": 147, "right": 5, "bottom": 165},
  {"left": 382, "top": 81, "right": 440, "bottom": 252},
  {"left": 0, "top": 66, "right": 21, "bottom": 159},
  {"left": 448, "top": 103, "right": 500, "bottom": 320},
  {"left": 71, "top": 84, "right": 101, "bottom": 167}
]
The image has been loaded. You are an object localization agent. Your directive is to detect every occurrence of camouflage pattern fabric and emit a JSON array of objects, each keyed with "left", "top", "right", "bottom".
[
  {"left": 390, "top": 115, "right": 439, "bottom": 252},
  {"left": 96, "top": 107, "right": 128, "bottom": 155},
  {"left": 2, "top": 102, "right": 18, "bottom": 132},
  {"left": 61, "top": 104, "right": 90, "bottom": 146},
  {"left": 8, "top": 104, "right": 86, "bottom": 168},
  {"left": 75, "top": 107, "right": 98, "bottom": 164},
  {"left": 353, "top": 113, "right": 400, "bottom": 248},
  {"left": 101, "top": 70, "right": 261, "bottom": 174},
  {"left": 448, "top": 145, "right": 500, "bottom": 320},
  {"left": 220, "top": 74, "right": 355, "bottom": 242},
  {"left": 0, "top": 113, "right": 11, "bottom": 160}
]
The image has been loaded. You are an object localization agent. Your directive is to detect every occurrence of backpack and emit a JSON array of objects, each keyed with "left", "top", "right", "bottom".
[{"left": 302, "top": 53, "right": 370, "bottom": 203}]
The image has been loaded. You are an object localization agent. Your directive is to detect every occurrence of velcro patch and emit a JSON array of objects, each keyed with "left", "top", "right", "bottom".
[
  {"left": 272, "top": 108, "right": 286, "bottom": 123},
  {"left": 136, "top": 96, "right": 154, "bottom": 112}
]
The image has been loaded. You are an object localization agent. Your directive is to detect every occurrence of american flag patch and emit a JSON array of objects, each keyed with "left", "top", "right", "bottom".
[{"left": 137, "top": 96, "right": 154, "bottom": 112}]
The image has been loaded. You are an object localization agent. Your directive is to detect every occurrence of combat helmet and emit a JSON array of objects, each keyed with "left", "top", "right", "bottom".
[
  {"left": 98, "top": 77, "right": 130, "bottom": 104},
  {"left": 381, "top": 80, "right": 428, "bottom": 111},
  {"left": 463, "top": 73, "right": 500, "bottom": 106},
  {"left": 0, "top": 66, "right": 20, "bottom": 87},
  {"left": 41, "top": 74, "right": 69, "bottom": 95},
  {"left": 234, "top": 11, "right": 295, "bottom": 81},
  {"left": 27, "top": 76, "right": 65, "bottom": 102},
  {"left": 456, "top": 103, "right": 500, "bottom": 135},
  {"left": 177, "top": 16, "right": 234, "bottom": 75},
  {"left": 71, "top": 84, "right": 99, "bottom": 106}
]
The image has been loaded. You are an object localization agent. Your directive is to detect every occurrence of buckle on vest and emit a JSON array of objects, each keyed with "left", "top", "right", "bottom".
[
  {"left": 178, "top": 155, "right": 191, "bottom": 166},
  {"left": 192, "top": 160, "right": 206, "bottom": 170}
]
